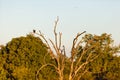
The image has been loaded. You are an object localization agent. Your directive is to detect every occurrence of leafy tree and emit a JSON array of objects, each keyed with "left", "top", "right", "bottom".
[
  {"left": 105, "top": 56, "right": 120, "bottom": 80},
  {"left": 0, "top": 18, "right": 120, "bottom": 80},
  {"left": 0, "top": 35, "right": 57, "bottom": 80},
  {"left": 80, "top": 33, "right": 120, "bottom": 80}
]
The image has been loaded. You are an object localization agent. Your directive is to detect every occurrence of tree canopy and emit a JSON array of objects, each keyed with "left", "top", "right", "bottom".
[
  {"left": 0, "top": 24, "right": 120, "bottom": 80},
  {"left": 0, "top": 35, "right": 56, "bottom": 80}
]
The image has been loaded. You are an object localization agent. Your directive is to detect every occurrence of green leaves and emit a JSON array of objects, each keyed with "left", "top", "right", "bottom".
[
  {"left": 0, "top": 35, "right": 52, "bottom": 80},
  {"left": 81, "top": 33, "right": 120, "bottom": 80},
  {"left": 0, "top": 33, "right": 120, "bottom": 80}
]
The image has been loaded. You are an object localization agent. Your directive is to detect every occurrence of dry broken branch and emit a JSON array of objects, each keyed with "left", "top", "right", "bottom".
[
  {"left": 54, "top": 16, "right": 59, "bottom": 48},
  {"left": 71, "top": 31, "right": 86, "bottom": 59}
]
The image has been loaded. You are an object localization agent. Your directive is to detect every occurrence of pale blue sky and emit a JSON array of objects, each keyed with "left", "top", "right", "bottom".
[{"left": 0, "top": 0, "right": 120, "bottom": 53}]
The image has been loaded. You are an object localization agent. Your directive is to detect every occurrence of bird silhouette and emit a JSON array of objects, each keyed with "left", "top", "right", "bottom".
[{"left": 33, "top": 29, "right": 36, "bottom": 33}]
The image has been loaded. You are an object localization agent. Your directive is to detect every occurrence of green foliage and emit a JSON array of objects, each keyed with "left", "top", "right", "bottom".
[
  {"left": 80, "top": 33, "right": 120, "bottom": 80},
  {"left": 0, "top": 35, "right": 57, "bottom": 80},
  {"left": 0, "top": 32, "right": 120, "bottom": 80}
]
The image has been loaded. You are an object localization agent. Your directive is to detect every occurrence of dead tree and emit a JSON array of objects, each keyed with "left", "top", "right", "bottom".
[
  {"left": 34, "top": 17, "right": 100, "bottom": 80},
  {"left": 34, "top": 17, "right": 65, "bottom": 80}
]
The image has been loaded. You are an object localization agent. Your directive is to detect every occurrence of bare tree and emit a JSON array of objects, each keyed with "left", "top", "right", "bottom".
[
  {"left": 34, "top": 17, "right": 100, "bottom": 80},
  {"left": 34, "top": 17, "right": 65, "bottom": 80}
]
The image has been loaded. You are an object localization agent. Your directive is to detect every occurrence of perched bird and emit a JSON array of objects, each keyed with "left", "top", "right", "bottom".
[{"left": 33, "top": 29, "right": 36, "bottom": 33}]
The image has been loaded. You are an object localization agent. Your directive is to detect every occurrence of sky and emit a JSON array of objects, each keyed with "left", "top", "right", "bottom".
[{"left": 0, "top": 0, "right": 120, "bottom": 54}]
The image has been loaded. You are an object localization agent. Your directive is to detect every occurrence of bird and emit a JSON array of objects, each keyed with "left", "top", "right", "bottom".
[{"left": 33, "top": 29, "right": 36, "bottom": 33}]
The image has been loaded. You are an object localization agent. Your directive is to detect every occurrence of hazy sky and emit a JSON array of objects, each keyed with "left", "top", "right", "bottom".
[{"left": 0, "top": 0, "right": 120, "bottom": 54}]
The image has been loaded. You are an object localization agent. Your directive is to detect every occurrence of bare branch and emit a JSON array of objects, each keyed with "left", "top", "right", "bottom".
[
  {"left": 63, "top": 45, "right": 66, "bottom": 56},
  {"left": 34, "top": 31, "right": 55, "bottom": 58},
  {"left": 69, "top": 31, "right": 86, "bottom": 80},
  {"left": 54, "top": 16, "right": 59, "bottom": 48},
  {"left": 59, "top": 32, "right": 62, "bottom": 50},
  {"left": 49, "top": 39, "right": 60, "bottom": 55},
  {"left": 74, "top": 54, "right": 99, "bottom": 77},
  {"left": 36, "top": 63, "right": 59, "bottom": 80},
  {"left": 71, "top": 31, "right": 86, "bottom": 58},
  {"left": 75, "top": 41, "right": 99, "bottom": 67}
]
